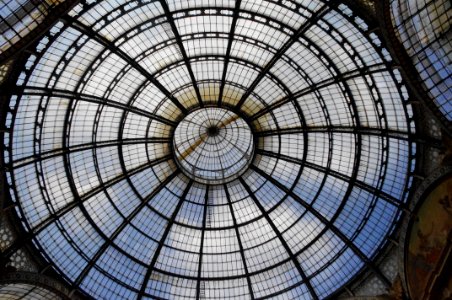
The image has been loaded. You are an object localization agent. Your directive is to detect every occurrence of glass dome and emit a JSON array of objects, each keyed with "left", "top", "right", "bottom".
[
  {"left": 0, "top": 0, "right": 70, "bottom": 59},
  {"left": 3, "top": 0, "right": 417, "bottom": 299},
  {"left": 390, "top": 0, "right": 451, "bottom": 123},
  {"left": 173, "top": 107, "right": 254, "bottom": 184}
]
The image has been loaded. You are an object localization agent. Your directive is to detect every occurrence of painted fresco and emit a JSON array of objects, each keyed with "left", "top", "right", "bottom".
[{"left": 406, "top": 175, "right": 452, "bottom": 299}]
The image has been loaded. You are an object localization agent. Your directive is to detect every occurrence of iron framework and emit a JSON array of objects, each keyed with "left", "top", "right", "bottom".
[{"left": 1, "top": 0, "right": 419, "bottom": 299}]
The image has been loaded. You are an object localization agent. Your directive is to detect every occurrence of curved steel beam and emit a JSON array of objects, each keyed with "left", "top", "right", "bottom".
[
  {"left": 62, "top": 16, "right": 188, "bottom": 115},
  {"left": 137, "top": 179, "right": 194, "bottom": 299}
]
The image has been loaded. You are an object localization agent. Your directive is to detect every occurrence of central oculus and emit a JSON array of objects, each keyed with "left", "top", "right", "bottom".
[{"left": 173, "top": 107, "right": 254, "bottom": 184}]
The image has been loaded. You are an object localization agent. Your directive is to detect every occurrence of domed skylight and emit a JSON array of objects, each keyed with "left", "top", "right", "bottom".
[
  {"left": 3, "top": 0, "right": 417, "bottom": 299},
  {"left": 173, "top": 107, "right": 254, "bottom": 184}
]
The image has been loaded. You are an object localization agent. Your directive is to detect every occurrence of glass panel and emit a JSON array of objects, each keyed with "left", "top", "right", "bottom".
[{"left": 4, "top": 1, "right": 418, "bottom": 299}]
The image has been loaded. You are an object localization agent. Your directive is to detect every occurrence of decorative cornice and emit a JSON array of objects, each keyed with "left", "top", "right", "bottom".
[{"left": 0, "top": 271, "right": 79, "bottom": 299}]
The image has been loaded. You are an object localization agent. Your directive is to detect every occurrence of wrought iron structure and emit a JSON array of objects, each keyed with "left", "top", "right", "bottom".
[
  {"left": 0, "top": 0, "right": 80, "bottom": 64},
  {"left": 0, "top": 0, "right": 420, "bottom": 299},
  {"left": 380, "top": 0, "right": 451, "bottom": 132},
  {"left": 173, "top": 107, "right": 254, "bottom": 185}
]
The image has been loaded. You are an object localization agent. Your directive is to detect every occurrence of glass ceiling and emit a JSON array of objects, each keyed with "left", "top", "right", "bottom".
[
  {"left": 390, "top": 0, "right": 451, "bottom": 122},
  {"left": 0, "top": 0, "right": 67, "bottom": 57},
  {"left": 3, "top": 0, "right": 417, "bottom": 299},
  {"left": 173, "top": 107, "right": 254, "bottom": 184}
]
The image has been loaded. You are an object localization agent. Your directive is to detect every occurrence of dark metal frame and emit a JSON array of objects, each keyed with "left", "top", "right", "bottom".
[
  {"left": 375, "top": 0, "right": 452, "bottom": 134},
  {"left": 0, "top": 0, "right": 80, "bottom": 65},
  {"left": 0, "top": 0, "right": 422, "bottom": 299}
]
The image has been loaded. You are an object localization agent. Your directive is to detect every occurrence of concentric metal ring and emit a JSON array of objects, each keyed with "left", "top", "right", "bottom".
[
  {"left": 173, "top": 108, "right": 254, "bottom": 184},
  {"left": 1, "top": 1, "right": 418, "bottom": 299}
]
